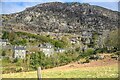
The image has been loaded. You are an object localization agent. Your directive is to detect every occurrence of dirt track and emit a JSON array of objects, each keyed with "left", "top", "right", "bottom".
[{"left": 44, "top": 54, "right": 118, "bottom": 71}]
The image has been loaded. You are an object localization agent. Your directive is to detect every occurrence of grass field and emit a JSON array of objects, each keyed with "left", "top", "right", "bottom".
[{"left": 2, "top": 64, "right": 118, "bottom": 78}]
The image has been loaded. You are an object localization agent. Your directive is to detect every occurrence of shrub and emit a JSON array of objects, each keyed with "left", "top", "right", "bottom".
[
  {"left": 79, "top": 58, "right": 90, "bottom": 64},
  {"left": 75, "top": 47, "right": 80, "bottom": 52},
  {"left": 85, "top": 48, "right": 95, "bottom": 54},
  {"left": 2, "top": 31, "right": 9, "bottom": 39},
  {"left": 2, "top": 51, "right": 6, "bottom": 56},
  {"left": 114, "top": 51, "right": 120, "bottom": 56},
  {"left": 85, "top": 57, "right": 90, "bottom": 63},
  {"left": 89, "top": 55, "right": 99, "bottom": 60},
  {"left": 13, "top": 58, "right": 19, "bottom": 63},
  {"left": 16, "top": 67, "right": 23, "bottom": 72},
  {"left": 51, "top": 40, "right": 65, "bottom": 48},
  {"left": 2, "top": 57, "right": 10, "bottom": 62},
  {"left": 29, "top": 50, "right": 79, "bottom": 70},
  {"left": 95, "top": 49, "right": 103, "bottom": 53},
  {"left": 30, "top": 51, "right": 46, "bottom": 70},
  {"left": 80, "top": 48, "right": 95, "bottom": 58},
  {"left": 111, "top": 53, "right": 118, "bottom": 60}
]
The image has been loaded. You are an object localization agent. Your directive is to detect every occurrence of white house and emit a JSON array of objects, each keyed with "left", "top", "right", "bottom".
[
  {"left": 0, "top": 39, "right": 8, "bottom": 47},
  {"left": 56, "top": 48, "right": 65, "bottom": 53},
  {"left": 80, "top": 44, "right": 88, "bottom": 52},
  {"left": 70, "top": 37, "right": 79, "bottom": 44},
  {"left": 39, "top": 43, "right": 54, "bottom": 56},
  {"left": 14, "top": 46, "right": 26, "bottom": 59},
  {"left": 81, "top": 31, "right": 92, "bottom": 38}
]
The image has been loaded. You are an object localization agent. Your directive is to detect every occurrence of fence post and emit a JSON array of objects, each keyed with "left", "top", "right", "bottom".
[{"left": 37, "top": 67, "right": 42, "bottom": 80}]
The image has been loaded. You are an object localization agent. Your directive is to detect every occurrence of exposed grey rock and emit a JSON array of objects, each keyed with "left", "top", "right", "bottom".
[{"left": 2, "top": 2, "right": 119, "bottom": 34}]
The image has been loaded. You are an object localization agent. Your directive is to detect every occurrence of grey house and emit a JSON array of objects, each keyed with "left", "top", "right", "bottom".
[
  {"left": 39, "top": 43, "right": 54, "bottom": 56},
  {"left": 0, "top": 39, "right": 8, "bottom": 47},
  {"left": 14, "top": 46, "right": 26, "bottom": 59}
]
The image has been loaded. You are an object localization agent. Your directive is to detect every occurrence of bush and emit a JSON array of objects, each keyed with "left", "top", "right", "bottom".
[
  {"left": 30, "top": 51, "right": 46, "bottom": 70},
  {"left": 111, "top": 53, "right": 119, "bottom": 60},
  {"left": 85, "top": 48, "right": 95, "bottom": 54},
  {"left": 13, "top": 58, "right": 19, "bottom": 63},
  {"left": 2, "top": 51, "right": 6, "bottom": 56},
  {"left": 75, "top": 47, "right": 80, "bottom": 52},
  {"left": 13, "top": 58, "right": 23, "bottom": 66},
  {"left": 80, "top": 48, "right": 95, "bottom": 58},
  {"left": 2, "top": 31, "right": 9, "bottom": 39},
  {"left": 95, "top": 49, "right": 103, "bottom": 53},
  {"left": 2, "top": 57, "right": 10, "bottom": 63},
  {"left": 51, "top": 40, "right": 65, "bottom": 48},
  {"left": 114, "top": 51, "right": 120, "bottom": 56},
  {"left": 16, "top": 67, "right": 23, "bottom": 72},
  {"left": 85, "top": 57, "right": 90, "bottom": 63},
  {"left": 29, "top": 50, "right": 79, "bottom": 70},
  {"left": 89, "top": 55, "right": 99, "bottom": 60},
  {"left": 95, "top": 48, "right": 108, "bottom": 53},
  {"left": 79, "top": 58, "right": 90, "bottom": 64},
  {"left": 2, "top": 68, "right": 16, "bottom": 74}
]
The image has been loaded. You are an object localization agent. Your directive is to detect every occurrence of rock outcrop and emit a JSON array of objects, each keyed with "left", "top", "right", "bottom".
[{"left": 2, "top": 2, "right": 119, "bottom": 34}]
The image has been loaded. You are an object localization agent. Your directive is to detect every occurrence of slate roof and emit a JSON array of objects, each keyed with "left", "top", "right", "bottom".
[
  {"left": 14, "top": 46, "right": 26, "bottom": 50},
  {"left": 0, "top": 39, "right": 8, "bottom": 42},
  {"left": 39, "top": 43, "right": 54, "bottom": 48}
]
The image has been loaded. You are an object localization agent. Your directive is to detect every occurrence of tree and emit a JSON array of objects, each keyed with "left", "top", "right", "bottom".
[
  {"left": 14, "top": 39, "right": 27, "bottom": 46},
  {"left": 2, "top": 51, "right": 6, "bottom": 56},
  {"left": 8, "top": 31, "right": 17, "bottom": 45},
  {"left": 9, "top": 31, "right": 15, "bottom": 41},
  {"left": 30, "top": 52, "right": 46, "bottom": 70},
  {"left": 55, "top": 41, "right": 64, "bottom": 48},
  {"left": 2, "top": 31, "right": 9, "bottom": 39},
  {"left": 104, "top": 29, "right": 119, "bottom": 52},
  {"left": 61, "top": 36, "right": 70, "bottom": 47},
  {"left": 109, "top": 30, "right": 119, "bottom": 50},
  {"left": 26, "top": 54, "right": 30, "bottom": 71},
  {"left": 80, "top": 48, "right": 95, "bottom": 58}
]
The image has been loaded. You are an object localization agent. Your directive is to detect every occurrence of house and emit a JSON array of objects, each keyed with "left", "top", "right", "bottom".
[
  {"left": 81, "top": 45, "right": 88, "bottom": 52},
  {"left": 70, "top": 38, "right": 77, "bottom": 44},
  {"left": 39, "top": 43, "right": 54, "bottom": 56},
  {"left": 14, "top": 46, "right": 26, "bottom": 59},
  {"left": 81, "top": 31, "right": 92, "bottom": 38},
  {"left": 83, "top": 38, "right": 91, "bottom": 44},
  {"left": 56, "top": 48, "right": 65, "bottom": 53},
  {"left": 70, "top": 37, "right": 79, "bottom": 44},
  {"left": 0, "top": 39, "right": 9, "bottom": 47}
]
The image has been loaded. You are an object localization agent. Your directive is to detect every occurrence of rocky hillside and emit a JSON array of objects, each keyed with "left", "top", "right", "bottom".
[{"left": 2, "top": 2, "right": 119, "bottom": 34}]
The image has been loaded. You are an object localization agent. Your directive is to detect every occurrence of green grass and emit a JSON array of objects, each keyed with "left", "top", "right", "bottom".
[{"left": 2, "top": 64, "right": 118, "bottom": 78}]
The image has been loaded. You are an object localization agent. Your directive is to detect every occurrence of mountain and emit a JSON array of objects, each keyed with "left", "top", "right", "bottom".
[{"left": 2, "top": 2, "right": 119, "bottom": 34}]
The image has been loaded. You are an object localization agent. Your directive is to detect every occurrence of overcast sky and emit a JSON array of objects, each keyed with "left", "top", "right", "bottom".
[{"left": 1, "top": 0, "right": 119, "bottom": 14}]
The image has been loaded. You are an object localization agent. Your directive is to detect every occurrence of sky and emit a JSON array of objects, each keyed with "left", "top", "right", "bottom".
[{"left": 1, "top": 0, "right": 119, "bottom": 14}]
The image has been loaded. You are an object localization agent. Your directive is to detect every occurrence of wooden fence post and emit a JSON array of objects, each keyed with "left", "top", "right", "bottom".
[{"left": 37, "top": 67, "right": 42, "bottom": 80}]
